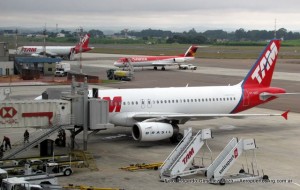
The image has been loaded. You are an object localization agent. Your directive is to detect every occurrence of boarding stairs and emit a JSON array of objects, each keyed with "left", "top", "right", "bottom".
[
  {"left": 1, "top": 115, "right": 73, "bottom": 160},
  {"left": 159, "top": 128, "right": 212, "bottom": 181},
  {"left": 206, "top": 137, "right": 264, "bottom": 185}
]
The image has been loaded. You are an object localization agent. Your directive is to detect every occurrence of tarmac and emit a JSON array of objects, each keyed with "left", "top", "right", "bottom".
[{"left": 0, "top": 52, "right": 300, "bottom": 189}]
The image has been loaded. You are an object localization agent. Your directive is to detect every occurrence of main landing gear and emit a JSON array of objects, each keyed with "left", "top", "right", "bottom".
[
  {"left": 153, "top": 66, "right": 166, "bottom": 71},
  {"left": 170, "top": 125, "right": 184, "bottom": 143}
]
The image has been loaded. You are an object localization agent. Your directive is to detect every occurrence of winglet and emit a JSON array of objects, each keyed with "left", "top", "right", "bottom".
[{"left": 281, "top": 110, "right": 289, "bottom": 120}]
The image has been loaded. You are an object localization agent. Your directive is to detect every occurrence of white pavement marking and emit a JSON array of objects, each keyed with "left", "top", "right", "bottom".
[
  {"left": 179, "top": 66, "right": 300, "bottom": 82},
  {"left": 293, "top": 182, "right": 300, "bottom": 187}
]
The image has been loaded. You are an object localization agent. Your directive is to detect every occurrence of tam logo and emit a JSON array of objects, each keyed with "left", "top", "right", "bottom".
[
  {"left": 80, "top": 35, "right": 89, "bottom": 46},
  {"left": 101, "top": 96, "right": 122, "bottom": 112},
  {"left": 234, "top": 148, "right": 238, "bottom": 158},
  {"left": 251, "top": 42, "right": 278, "bottom": 84},
  {"left": 22, "top": 47, "right": 37, "bottom": 53},
  {"left": 182, "top": 147, "right": 194, "bottom": 164}
]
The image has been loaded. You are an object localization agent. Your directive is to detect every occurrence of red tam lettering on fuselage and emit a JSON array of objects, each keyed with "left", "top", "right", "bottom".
[
  {"left": 22, "top": 47, "right": 37, "bottom": 53},
  {"left": 102, "top": 96, "right": 122, "bottom": 112}
]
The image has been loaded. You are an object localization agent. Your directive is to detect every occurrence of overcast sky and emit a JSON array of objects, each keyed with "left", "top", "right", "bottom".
[{"left": 1, "top": 0, "right": 300, "bottom": 32}]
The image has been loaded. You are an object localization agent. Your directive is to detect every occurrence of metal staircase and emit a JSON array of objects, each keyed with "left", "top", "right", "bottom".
[
  {"left": 159, "top": 128, "right": 212, "bottom": 181},
  {"left": 206, "top": 138, "right": 261, "bottom": 185},
  {"left": 1, "top": 115, "right": 72, "bottom": 160}
]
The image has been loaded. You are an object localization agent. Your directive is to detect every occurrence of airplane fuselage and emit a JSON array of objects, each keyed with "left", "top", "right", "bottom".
[
  {"left": 18, "top": 46, "right": 74, "bottom": 56},
  {"left": 91, "top": 86, "right": 241, "bottom": 127},
  {"left": 114, "top": 56, "right": 195, "bottom": 67}
]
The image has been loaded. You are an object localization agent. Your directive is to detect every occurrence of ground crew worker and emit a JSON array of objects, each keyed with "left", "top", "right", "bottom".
[
  {"left": 24, "top": 130, "right": 29, "bottom": 143},
  {"left": 3, "top": 136, "right": 11, "bottom": 150}
]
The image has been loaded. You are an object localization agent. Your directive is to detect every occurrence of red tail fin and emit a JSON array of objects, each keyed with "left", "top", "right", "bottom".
[
  {"left": 184, "top": 45, "right": 198, "bottom": 57},
  {"left": 242, "top": 40, "right": 281, "bottom": 88},
  {"left": 75, "top": 33, "right": 90, "bottom": 48}
]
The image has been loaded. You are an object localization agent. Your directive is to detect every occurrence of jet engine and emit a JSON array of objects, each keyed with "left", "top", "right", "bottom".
[
  {"left": 132, "top": 122, "right": 175, "bottom": 141},
  {"left": 173, "top": 57, "right": 185, "bottom": 63}
]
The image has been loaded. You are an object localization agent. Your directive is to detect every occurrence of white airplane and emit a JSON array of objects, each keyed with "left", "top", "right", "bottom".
[
  {"left": 113, "top": 45, "right": 199, "bottom": 70},
  {"left": 16, "top": 34, "right": 94, "bottom": 60},
  {"left": 90, "top": 39, "right": 291, "bottom": 143}
]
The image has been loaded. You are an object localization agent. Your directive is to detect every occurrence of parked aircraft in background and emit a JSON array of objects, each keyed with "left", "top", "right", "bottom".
[
  {"left": 92, "top": 39, "right": 290, "bottom": 143},
  {"left": 113, "top": 45, "right": 199, "bottom": 70},
  {"left": 16, "top": 34, "right": 94, "bottom": 60}
]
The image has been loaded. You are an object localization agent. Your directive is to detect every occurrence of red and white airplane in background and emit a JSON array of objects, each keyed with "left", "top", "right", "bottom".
[
  {"left": 113, "top": 45, "right": 199, "bottom": 70},
  {"left": 92, "top": 39, "right": 291, "bottom": 143},
  {"left": 16, "top": 34, "right": 94, "bottom": 60}
]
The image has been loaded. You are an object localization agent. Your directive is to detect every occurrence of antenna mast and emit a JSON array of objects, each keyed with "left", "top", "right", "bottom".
[{"left": 274, "top": 19, "right": 277, "bottom": 39}]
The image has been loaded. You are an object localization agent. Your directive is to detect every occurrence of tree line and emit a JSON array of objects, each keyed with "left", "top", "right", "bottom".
[{"left": 114, "top": 28, "right": 300, "bottom": 44}]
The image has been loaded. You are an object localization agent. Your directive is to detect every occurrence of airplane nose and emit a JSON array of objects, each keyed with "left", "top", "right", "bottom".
[{"left": 113, "top": 62, "right": 119, "bottom": 67}]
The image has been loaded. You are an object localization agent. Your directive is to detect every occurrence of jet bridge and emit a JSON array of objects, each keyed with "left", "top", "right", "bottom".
[{"left": 0, "top": 77, "right": 113, "bottom": 160}]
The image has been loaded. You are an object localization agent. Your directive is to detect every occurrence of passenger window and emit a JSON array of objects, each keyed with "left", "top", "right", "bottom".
[
  {"left": 136, "top": 101, "right": 138, "bottom": 105},
  {"left": 191, "top": 99, "right": 193, "bottom": 102}
]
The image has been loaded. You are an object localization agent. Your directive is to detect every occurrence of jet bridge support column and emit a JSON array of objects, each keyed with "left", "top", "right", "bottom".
[{"left": 83, "top": 77, "right": 88, "bottom": 151}]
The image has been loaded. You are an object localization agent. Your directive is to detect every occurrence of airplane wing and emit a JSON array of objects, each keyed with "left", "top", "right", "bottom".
[
  {"left": 32, "top": 51, "right": 58, "bottom": 57},
  {"left": 151, "top": 60, "right": 178, "bottom": 66},
  {"left": 133, "top": 111, "right": 289, "bottom": 124}
]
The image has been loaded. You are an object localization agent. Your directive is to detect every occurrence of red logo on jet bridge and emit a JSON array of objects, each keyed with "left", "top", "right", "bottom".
[
  {"left": 0, "top": 107, "right": 17, "bottom": 118},
  {"left": 234, "top": 148, "right": 238, "bottom": 158}
]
